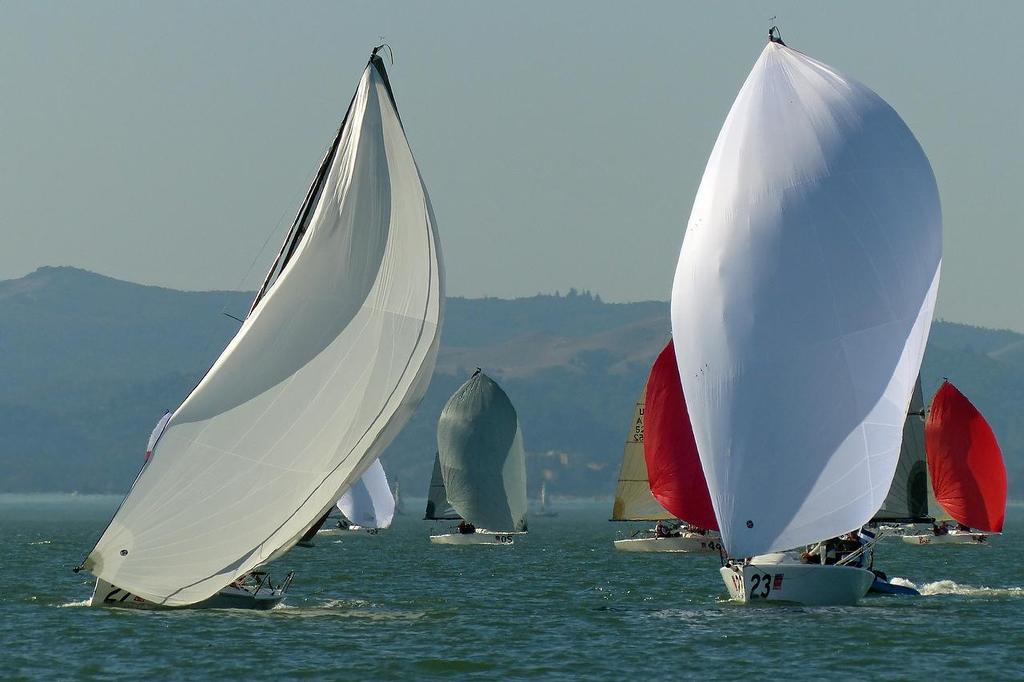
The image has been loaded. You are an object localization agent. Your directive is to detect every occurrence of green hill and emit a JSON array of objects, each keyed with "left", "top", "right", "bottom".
[{"left": 0, "top": 267, "right": 1020, "bottom": 502}]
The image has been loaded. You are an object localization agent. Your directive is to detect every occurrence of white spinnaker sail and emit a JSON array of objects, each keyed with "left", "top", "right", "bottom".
[
  {"left": 83, "top": 54, "right": 443, "bottom": 605},
  {"left": 671, "top": 40, "right": 941, "bottom": 558},
  {"left": 337, "top": 458, "right": 395, "bottom": 529}
]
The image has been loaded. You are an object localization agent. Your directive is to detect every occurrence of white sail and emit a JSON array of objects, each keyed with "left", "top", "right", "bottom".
[
  {"left": 337, "top": 458, "right": 395, "bottom": 529},
  {"left": 671, "top": 40, "right": 941, "bottom": 558},
  {"left": 83, "top": 53, "right": 443, "bottom": 605},
  {"left": 610, "top": 384, "right": 674, "bottom": 521},
  {"left": 437, "top": 371, "right": 528, "bottom": 531}
]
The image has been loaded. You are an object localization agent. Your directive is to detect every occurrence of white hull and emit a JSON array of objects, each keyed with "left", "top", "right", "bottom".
[
  {"left": 901, "top": 531, "right": 992, "bottom": 545},
  {"left": 720, "top": 555, "right": 874, "bottom": 606},
  {"left": 89, "top": 574, "right": 289, "bottom": 610},
  {"left": 318, "top": 526, "right": 385, "bottom": 537},
  {"left": 429, "top": 531, "right": 525, "bottom": 545},
  {"left": 614, "top": 533, "right": 722, "bottom": 554}
]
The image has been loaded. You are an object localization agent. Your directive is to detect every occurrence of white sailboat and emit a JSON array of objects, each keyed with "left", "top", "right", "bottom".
[
  {"left": 319, "top": 458, "right": 396, "bottom": 537},
  {"left": 534, "top": 481, "right": 558, "bottom": 518},
  {"left": 611, "top": 353, "right": 720, "bottom": 554},
  {"left": 671, "top": 29, "right": 941, "bottom": 606},
  {"left": 77, "top": 46, "right": 444, "bottom": 608},
  {"left": 430, "top": 370, "right": 528, "bottom": 546}
]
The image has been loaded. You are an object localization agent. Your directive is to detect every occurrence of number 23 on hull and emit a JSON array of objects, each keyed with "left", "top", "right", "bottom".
[{"left": 721, "top": 563, "right": 874, "bottom": 606}]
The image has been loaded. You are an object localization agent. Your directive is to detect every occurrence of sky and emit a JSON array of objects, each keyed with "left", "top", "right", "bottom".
[{"left": 1, "top": 2, "right": 1022, "bottom": 331}]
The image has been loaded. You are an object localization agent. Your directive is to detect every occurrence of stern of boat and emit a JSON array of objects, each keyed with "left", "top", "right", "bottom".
[{"left": 720, "top": 560, "right": 874, "bottom": 606}]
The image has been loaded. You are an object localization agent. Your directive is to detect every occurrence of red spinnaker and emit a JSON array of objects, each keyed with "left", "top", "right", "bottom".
[
  {"left": 925, "top": 381, "right": 1006, "bottom": 532},
  {"left": 643, "top": 341, "right": 718, "bottom": 530}
]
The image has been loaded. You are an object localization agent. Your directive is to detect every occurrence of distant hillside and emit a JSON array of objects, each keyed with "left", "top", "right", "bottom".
[{"left": 1, "top": 267, "right": 1021, "bottom": 503}]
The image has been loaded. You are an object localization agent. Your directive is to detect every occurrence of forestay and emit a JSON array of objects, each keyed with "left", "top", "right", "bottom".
[
  {"left": 337, "top": 458, "right": 396, "bottom": 529},
  {"left": 671, "top": 39, "right": 942, "bottom": 558},
  {"left": 437, "top": 371, "right": 528, "bottom": 531},
  {"left": 83, "top": 52, "right": 443, "bottom": 605},
  {"left": 610, "top": 383, "right": 674, "bottom": 521},
  {"left": 423, "top": 452, "right": 460, "bottom": 520}
]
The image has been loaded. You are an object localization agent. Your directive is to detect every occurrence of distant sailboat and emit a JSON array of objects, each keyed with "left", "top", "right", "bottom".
[
  {"left": 609, "top": 381, "right": 674, "bottom": 524},
  {"left": 423, "top": 451, "right": 461, "bottom": 521},
  {"left": 430, "top": 370, "right": 528, "bottom": 545},
  {"left": 534, "top": 481, "right": 558, "bottom": 518},
  {"left": 319, "top": 458, "right": 396, "bottom": 537},
  {"left": 613, "top": 342, "right": 721, "bottom": 553},
  {"left": 76, "top": 45, "right": 444, "bottom": 608},
  {"left": 672, "top": 29, "right": 941, "bottom": 605},
  {"left": 393, "top": 480, "right": 404, "bottom": 516},
  {"left": 871, "top": 377, "right": 935, "bottom": 527},
  {"left": 903, "top": 380, "right": 1006, "bottom": 545}
]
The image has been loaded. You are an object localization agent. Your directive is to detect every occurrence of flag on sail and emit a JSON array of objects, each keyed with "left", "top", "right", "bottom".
[
  {"left": 671, "top": 38, "right": 941, "bottom": 558},
  {"left": 643, "top": 341, "right": 718, "bottom": 531},
  {"left": 925, "top": 381, "right": 1006, "bottom": 532},
  {"left": 83, "top": 50, "right": 443, "bottom": 605},
  {"left": 437, "top": 371, "right": 528, "bottom": 532}
]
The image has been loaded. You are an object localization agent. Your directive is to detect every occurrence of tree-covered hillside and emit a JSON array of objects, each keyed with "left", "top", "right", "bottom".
[{"left": 0, "top": 267, "right": 1020, "bottom": 502}]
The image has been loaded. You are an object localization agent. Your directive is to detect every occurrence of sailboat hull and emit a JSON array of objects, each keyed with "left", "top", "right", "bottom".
[
  {"left": 429, "top": 531, "right": 524, "bottom": 545},
  {"left": 721, "top": 559, "right": 874, "bottom": 606},
  {"left": 901, "top": 531, "right": 992, "bottom": 545},
  {"left": 89, "top": 575, "right": 289, "bottom": 610},
  {"left": 318, "top": 526, "right": 384, "bottom": 537},
  {"left": 613, "top": 532, "right": 721, "bottom": 554}
]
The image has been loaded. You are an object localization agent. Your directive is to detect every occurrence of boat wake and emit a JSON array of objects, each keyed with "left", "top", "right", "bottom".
[
  {"left": 58, "top": 599, "right": 91, "bottom": 608},
  {"left": 890, "top": 577, "right": 1024, "bottom": 597},
  {"left": 272, "top": 599, "right": 425, "bottom": 621}
]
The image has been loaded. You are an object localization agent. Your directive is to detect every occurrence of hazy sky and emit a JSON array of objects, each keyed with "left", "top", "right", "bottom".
[{"left": 2, "top": 2, "right": 1022, "bottom": 330}]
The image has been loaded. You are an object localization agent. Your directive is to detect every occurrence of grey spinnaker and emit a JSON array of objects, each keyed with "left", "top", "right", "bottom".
[
  {"left": 873, "top": 376, "right": 935, "bottom": 523},
  {"left": 423, "top": 451, "right": 460, "bottom": 520},
  {"left": 437, "top": 371, "right": 527, "bottom": 532}
]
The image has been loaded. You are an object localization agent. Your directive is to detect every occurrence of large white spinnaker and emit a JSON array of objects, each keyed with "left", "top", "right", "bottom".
[
  {"left": 671, "top": 39, "right": 941, "bottom": 558},
  {"left": 337, "top": 458, "right": 395, "bottom": 529},
  {"left": 82, "top": 51, "right": 443, "bottom": 605}
]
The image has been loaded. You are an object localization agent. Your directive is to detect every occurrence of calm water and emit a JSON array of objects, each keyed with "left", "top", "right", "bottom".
[{"left": 1, "top": 495, "right": 1022, "bottom": 680}]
